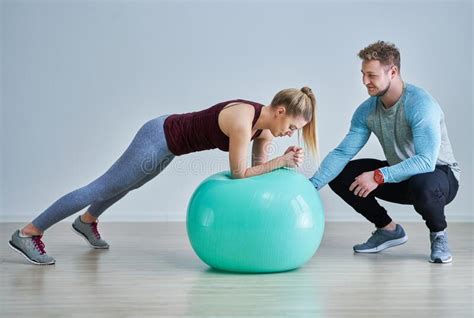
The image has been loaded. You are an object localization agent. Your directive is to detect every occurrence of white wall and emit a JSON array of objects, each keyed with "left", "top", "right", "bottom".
[{"left": 1, "top": 0, "right": 472, "bottom": 223}]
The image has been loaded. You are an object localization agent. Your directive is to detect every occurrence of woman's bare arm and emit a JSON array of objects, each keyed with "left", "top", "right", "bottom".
[{"left": 251, "top": 129, "right": 273, "bottom": 166}]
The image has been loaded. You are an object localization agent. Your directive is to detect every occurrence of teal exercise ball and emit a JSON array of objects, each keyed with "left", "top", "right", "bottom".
[{"left": 186, "top": 168, "right": 325, "bottom": 273}]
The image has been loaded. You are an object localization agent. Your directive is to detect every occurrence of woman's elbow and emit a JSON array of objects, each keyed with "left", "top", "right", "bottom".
[{"left": 230, "top": 169, "right": 247, "bottom": 179}]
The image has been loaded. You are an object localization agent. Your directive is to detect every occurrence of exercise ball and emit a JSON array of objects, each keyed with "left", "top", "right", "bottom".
[{"left": 186, "top": 168, "right": 325, "bottom": 273}]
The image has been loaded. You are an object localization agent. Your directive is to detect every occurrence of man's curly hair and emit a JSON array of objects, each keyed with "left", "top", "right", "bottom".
[{"left": 358, "top": 41, "right": 401, "bottom": 71}]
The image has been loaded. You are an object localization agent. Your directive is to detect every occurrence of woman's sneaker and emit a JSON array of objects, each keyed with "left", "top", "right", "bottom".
[
  {"left": 353, "top": 224, "right": 408, "bottom": 253},
  {"left": 8, "top": 230, "right": 56, "bottom": 265},
  {"left": 430, "top": 231, "right": 452, "bottom": 264},
  {"left": 72, "top": 216, "right": 109, "bottom": 249}
]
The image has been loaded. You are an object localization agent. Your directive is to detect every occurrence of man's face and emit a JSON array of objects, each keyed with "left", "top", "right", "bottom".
[{"left": 361, "top": 60, "right": 395, "bottom": 97}]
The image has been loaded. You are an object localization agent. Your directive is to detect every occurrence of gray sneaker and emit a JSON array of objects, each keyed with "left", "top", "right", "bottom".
[
  {"left": 353, "top": 224, "right": 408, "bottom": 253},
  {"left": 430, "top": 231, "right": 452, "bottom": 264},
  {"left": 8, "top": 230, "right": 56, "bottom": 265},
  {"left": 72, "top": 216, "right": 109, "bottom": 249}
]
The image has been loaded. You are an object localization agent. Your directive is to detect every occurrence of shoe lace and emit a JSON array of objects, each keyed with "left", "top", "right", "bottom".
[
  {"left": 91, "top": 222, "right": 101, "bottom": 239},
  {"left": 432, "top": 235, "right": 448, "bottom": 252},
  {"left": 32, "top": 236, "right": 46, "bottom": 255},
  {"left": 368, "top": 229, "right": 383, "bottom": 242}
]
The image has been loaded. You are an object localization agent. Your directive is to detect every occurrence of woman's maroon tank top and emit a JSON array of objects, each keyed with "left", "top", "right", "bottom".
[{"left": 163, "top": 99, "right": 263, "bottom": 156}]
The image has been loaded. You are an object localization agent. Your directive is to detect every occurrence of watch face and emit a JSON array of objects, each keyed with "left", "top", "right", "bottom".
[{"left": 374, "top": 170, "right": 384, "bottom": 184}]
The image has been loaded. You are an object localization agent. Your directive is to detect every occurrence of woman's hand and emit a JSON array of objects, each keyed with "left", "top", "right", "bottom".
[{"left": 282, "top": 146, "right": 304, "bottom": 167}]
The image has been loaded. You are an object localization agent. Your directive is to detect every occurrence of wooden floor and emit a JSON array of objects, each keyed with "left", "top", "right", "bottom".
[{"left": 1, "top": 222, "right": 473, "bottom": 317}]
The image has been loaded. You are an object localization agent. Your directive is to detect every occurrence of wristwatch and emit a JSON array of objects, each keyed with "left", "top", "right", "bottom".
[{"left": 374, "top": 169, "right": 385, "bottom": 185}]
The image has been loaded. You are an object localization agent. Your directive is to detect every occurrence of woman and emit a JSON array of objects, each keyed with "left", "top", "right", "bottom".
[{"left": 9, "top": 87, "right": 318, "bottom": 265}]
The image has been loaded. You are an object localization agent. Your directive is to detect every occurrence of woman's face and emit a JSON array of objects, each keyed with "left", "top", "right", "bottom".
[{"left": 271, "top": 106, "right": 308, "bottom": 138}]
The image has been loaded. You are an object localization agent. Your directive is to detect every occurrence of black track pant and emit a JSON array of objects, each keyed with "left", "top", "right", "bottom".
[{"left": 328, "top": 159, "right": 459, "bottom": 232}]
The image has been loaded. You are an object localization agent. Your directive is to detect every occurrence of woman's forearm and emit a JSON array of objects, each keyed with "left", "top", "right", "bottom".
[{"left": 240, "top": 156, "right": 286, "bottom": 178}]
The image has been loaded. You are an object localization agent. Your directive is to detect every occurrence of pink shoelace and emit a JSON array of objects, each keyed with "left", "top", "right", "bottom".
[
  {"left": 90, "top": 222, "right": 101, "bottom": 239},
  {"left": 32, "top": 236, "right": 46, "bottom": 255}
]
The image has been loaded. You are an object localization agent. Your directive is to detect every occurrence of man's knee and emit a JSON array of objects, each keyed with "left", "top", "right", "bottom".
[
  {"left": 328, "top": 177, "right": 343, "bottom": 193},
  {"left": 328, "top": 163, "right": 360, "bottom": 194},
  {"left": 329, "top": 160, "right": 364, "bottom": 189}
]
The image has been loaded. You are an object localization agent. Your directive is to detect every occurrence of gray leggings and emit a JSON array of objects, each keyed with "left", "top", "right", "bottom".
[{"left": 32, "top": 115, "right": 175, "bottom": 231}]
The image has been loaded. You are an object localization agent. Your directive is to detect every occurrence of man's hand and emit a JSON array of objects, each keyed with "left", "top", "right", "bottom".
[{"left": 349, "top": 171, "right": 379, "bottom": 198}]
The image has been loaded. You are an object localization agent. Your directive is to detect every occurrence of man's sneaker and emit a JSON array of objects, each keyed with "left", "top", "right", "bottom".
[
  {"left": 72, "top": 216, "right": 109, "bottom": 249},
  {"left": 430, "top": 231, "right": 452, "bottom": 264},
  {"left": 353, "top": 224, "right": 408, "bottom": 253},
  {"left": 8, "top": 230, "right": 56, "bottom": 265}
]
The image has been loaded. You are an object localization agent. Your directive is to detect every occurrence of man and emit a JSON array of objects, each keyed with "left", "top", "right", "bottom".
[{"left": 310, "top": 41, "right": 460, "bottom": 263}]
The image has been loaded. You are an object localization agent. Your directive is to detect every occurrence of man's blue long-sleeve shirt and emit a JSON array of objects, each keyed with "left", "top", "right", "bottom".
[{"left": 310, "top": 83, "right": 460, "bottom": 189}]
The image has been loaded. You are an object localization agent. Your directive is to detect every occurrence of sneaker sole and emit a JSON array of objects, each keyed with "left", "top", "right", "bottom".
[
  {"left": 354, "top": 235, "right": 408, "bottom": 253},
  {"left": 429, "top": 256, "right": 453, "bottom": 264},
  {"left": 8, "top": 241, "right": 55, "bottom": 265},
  {"left": 71, "top": 224, "right": 109, "bottom": 249}
]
